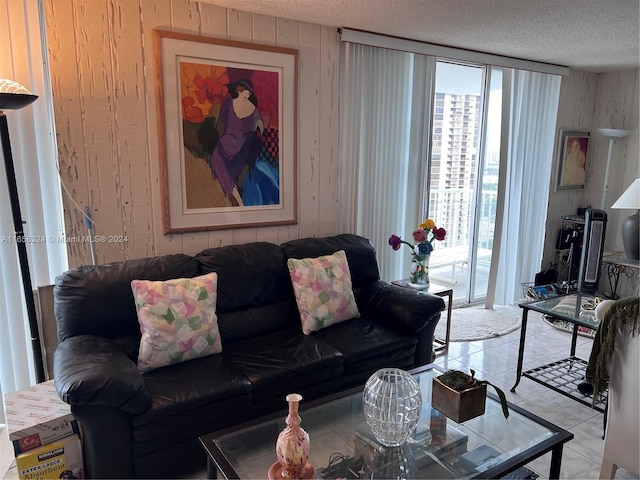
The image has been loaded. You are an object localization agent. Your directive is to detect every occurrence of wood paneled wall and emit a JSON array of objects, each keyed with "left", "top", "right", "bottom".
[
  {"left": 543, "top": 69, "right": 639, "bottom": 262},
  {"left": 45, "top": 0, "right": 339, "bottom": 267},
  {"left": 542, "top": 68, "right": 639, "bottom": 297},
  {"left": 44, "top": 0, "right": 639, "bottom": 298}
]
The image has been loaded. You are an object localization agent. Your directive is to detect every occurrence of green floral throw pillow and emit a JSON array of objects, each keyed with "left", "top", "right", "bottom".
[
  {"left": 287, "top": 250, "right": 360, "bottom": 335},
  {"left": 131, "top": 272, "right": 222, "bottom": 373}
]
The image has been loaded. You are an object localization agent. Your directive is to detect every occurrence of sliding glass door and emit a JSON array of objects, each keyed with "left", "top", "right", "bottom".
[{"left": 427, "top": 61, "right": 499, "bottom": 304}]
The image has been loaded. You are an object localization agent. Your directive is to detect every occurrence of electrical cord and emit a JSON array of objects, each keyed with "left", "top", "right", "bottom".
[
  {"left": 55, "top": 157, "right": 131, "bottom": 260},
  {"left": 317, "top": 452, "right": 365, "bottom": 479}
]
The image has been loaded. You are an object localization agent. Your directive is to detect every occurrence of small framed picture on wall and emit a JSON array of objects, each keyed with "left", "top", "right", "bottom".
[{"left": 556, "top": 130, "right": 590, "bottom": 190}]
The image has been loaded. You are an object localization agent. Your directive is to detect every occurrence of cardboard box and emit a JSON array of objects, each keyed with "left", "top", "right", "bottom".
[
  {"left": 4, "top": 380, "right": 78, "bottom": 455},
  {"left": 15, "top": 434, "right": 83, "bottom": 480}
]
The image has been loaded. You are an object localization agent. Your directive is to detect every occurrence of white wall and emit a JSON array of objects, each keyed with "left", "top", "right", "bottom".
[
  {"left": 588, "top": 70, "right": 639, "bottom": 253},
  {"left": 45, "top": 0, "right": 340, "bottom": 267}
]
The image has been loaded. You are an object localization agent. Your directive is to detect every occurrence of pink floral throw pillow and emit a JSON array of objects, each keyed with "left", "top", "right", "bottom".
[
  {"left": 131, "top": 272, "right": 222, "bottom": 373},
  {"left": 287, "top": 250, "right": 360, "bottom": 335}
]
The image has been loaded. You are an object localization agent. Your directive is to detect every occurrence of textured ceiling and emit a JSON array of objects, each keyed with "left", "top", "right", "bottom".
[{"left": 203, "top": 0, "right": 640, "bottom": 73}]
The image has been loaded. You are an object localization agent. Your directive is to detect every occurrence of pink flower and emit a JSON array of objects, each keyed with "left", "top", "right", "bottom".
[{"left": 412, "top": 229, "right": 427, "bottom": 243}]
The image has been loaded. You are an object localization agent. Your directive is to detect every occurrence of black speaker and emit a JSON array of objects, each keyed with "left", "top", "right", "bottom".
[{"left": 577, "top": 208, "right": 607, "bottom": 294}]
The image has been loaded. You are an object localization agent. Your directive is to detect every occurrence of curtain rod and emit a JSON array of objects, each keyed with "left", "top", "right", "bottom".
[{"left": 339, "top": 28, "right": 570, "bottom": 76}]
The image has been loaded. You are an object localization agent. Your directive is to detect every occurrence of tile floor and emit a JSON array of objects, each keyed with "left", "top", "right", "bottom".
[
  {"left": 2, "top": 310, "right": 637, "bottom": 479},
  {"left": 432, "top": 310, "right": 637, "bottom": 480}
]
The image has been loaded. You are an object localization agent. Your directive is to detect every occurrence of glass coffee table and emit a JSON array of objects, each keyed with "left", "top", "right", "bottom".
[
  {"left": 200, "top": 365, "right": 573, "bottom": 479},
  {"left": 511, "top": 293, "right": 606, "bottom": 411}
]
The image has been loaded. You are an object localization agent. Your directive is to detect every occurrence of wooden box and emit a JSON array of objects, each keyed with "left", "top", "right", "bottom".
[{"left": 431, "top": 376, "right": 487, "bottom": 423}]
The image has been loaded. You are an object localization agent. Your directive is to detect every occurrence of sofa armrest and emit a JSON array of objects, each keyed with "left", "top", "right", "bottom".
[
  {"left": 357, "top": 281, "right": 445, "bottom": 333},
  {"left": 54, "top": 335, "right": 151, "bottom": 415}
]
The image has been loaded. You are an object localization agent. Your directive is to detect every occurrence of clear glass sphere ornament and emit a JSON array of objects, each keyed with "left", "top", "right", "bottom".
[{"left": 362, "top": 368, "right": 422, "bottom": 446}]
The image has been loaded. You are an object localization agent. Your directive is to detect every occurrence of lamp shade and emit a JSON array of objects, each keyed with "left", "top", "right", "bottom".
[
  {"left": 0, "top": 79, "right": 38, "bottom": 111},
  {"left": 611, "top": 179, "right": 640, "bottom": 210},
  {"left": 598, "top": 128, "right": 630, "bottom": 139}
]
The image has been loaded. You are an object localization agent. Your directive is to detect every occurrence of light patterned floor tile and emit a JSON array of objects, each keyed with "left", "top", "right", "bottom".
[{"left": 526, "top": 444, "right": 603, "bottom": 480}]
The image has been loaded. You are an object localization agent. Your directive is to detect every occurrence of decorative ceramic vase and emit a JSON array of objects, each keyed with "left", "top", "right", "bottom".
[
  {"left": 362, "top": 368, "right": 422, "bottom": 446},
  {"left": 275, "top": 393, "right": 310, "bottom": 480},
  {"left": 410, "top": 254, "right": 430, "bottom": 286}
]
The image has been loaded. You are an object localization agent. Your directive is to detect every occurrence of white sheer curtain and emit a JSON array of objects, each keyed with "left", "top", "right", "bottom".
[
  {"left": 339, "top": 38, "right": 562, "bottom": 302},
  {"left": 488, "top": 68, "right": 561, "bottom": 306},
  {"left": 338, "top": 42, "right": 436, "bottom": 281},
  {"left": 0, "top": 0, "right": 67, "bottom": 423}
]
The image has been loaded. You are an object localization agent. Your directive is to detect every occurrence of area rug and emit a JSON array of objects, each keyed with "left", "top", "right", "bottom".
[
  {"left": 435, "top": 304, "right": 522, "bottom": 342},
  {"left": 541, "top": 316, "right": 597, "bottom": 338}
]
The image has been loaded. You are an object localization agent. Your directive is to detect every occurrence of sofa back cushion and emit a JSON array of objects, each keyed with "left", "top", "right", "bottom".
[
  {"left": 195, "top": 242, "right": 298, "bottom": 342},
  {"left": 281, "top": 234, "right": 380, "bottom": 290},
  {"left": 54, "top": 254, "right": 200, "bottom": 343}
]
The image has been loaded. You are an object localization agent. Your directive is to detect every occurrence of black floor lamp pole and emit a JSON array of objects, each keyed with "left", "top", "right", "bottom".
[{"left": 0, "top": 112, "right": 46, "bottom": 383}]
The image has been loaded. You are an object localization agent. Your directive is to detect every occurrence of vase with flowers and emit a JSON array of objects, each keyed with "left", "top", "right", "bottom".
[{"left": 389, "top": 219, "right": 447, "bottom": 287}]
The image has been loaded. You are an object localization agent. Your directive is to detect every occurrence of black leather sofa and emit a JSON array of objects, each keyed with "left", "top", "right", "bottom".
[{"left": 53, "top": 234, "right": 445, "bottom": 478}]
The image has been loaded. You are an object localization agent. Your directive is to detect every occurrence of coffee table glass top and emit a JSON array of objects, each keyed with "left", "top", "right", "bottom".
[
  {"left": 200, "top": 367, "right": 572, "bottom": 479},
  {"left": 519, "top": 293, "right": 600, "bottom": 329}
]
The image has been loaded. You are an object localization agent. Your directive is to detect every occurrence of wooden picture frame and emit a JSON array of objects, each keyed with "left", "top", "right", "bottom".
[
  {"left": 153, "top": 29, "right": 298, "bottom": 233},
  {"left": 556, "top": 130, "right": 590, "bottom": 191}
]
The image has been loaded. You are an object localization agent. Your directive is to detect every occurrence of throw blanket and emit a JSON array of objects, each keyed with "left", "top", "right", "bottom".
[{"left": 585, "top": 296, "right": 640, "bottom": 404}]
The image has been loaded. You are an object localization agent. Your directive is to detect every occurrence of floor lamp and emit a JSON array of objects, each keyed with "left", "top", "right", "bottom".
[
  {"left": 598, "top": 128, "right": 629, "bottom": 209},
  {"left": 0, "top": 79, "right": 45, "bottom": 383}
]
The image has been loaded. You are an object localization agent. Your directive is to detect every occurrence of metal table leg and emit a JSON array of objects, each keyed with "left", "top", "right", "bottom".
[
  {"left": 511, "top": 307, "right": 529, "bottom": 392},
  {"left": 549, "top": 444, "right": 564, "bottom": 479},
  {"left": 569, "top": 322, "right": 579, "bottom": 356},
  {"left": 207, "top": 457, "right": 218, "bottom": 479}
]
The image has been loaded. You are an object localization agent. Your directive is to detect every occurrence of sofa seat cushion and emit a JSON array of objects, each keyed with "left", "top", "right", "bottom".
[
  {"left": 313, "top": 317, "right": 418, "bottom": 374},
  {"left": 131, "top": 352, "right": 253, "bottom": 456},
  {"left": 132, "top": 394, "right": 252, "bottom": 458},
  {"left": 133, "top": 353, "right": 251, "bottom": 427},
  {"left": 226, "top": 328, "right": 345, "bottom": 402}
]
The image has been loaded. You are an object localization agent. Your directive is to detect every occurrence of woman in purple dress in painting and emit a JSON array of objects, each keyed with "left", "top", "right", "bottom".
[{"left": 209, "top": 79, "right": 264, "bottom": 206}]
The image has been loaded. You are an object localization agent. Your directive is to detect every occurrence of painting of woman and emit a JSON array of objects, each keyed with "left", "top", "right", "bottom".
[
  {"left": 562, "top": 136, "right": 588, "bottom": 186},
  {"left": 208, "top": 79, "right": 264, "bottom": 206}
]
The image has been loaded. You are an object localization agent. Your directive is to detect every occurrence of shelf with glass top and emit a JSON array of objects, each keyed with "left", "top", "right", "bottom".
[{"left": 513, "top": 292, "right": 607, "bottom": 412}]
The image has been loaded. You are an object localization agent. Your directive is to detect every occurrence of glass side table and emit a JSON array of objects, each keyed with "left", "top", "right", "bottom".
[
  {"left": 391, "top": 279, "right": 453, "bottom": 353},
  {"left": 511, "top": 292, "right": 606, "bottom": 411}
]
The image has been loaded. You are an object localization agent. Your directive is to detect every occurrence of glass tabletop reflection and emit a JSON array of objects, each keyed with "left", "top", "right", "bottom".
[
  {"left": 203, "top": 367, "right": 568, "bottom": 479},
  {"left": 519, "top": 293, "right": 600, "bottom": 329}
]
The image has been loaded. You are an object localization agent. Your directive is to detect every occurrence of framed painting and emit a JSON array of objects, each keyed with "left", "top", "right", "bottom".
[
  {"left": 556, "top": 130, "right": 590, "bottom": 191},
  {"left": 153, "top": 29, "right": 298, "bottom": 233}
]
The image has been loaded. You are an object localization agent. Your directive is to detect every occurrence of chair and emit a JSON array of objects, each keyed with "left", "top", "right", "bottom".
[{"left": 598, "top": 300, "right": 640, "bottom": 479}]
